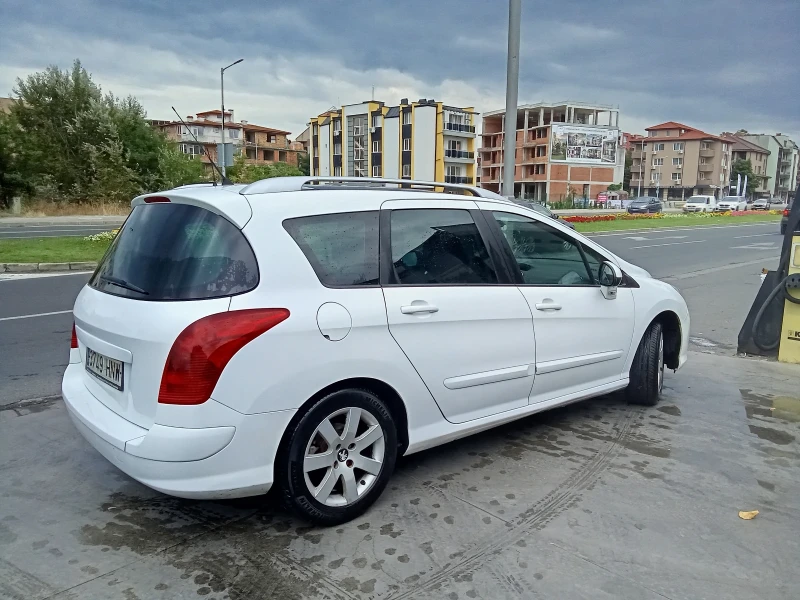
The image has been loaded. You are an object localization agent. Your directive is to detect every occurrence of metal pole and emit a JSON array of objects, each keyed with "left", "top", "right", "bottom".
[
  {"left": 637, "top": 141, "right": 642, "bottom": 197},
  {"left": 502, "top": 0, "right": 521, "bottom": 199},
  {"left": 220, "top": 67, "right": 226, "bottom": 176}
]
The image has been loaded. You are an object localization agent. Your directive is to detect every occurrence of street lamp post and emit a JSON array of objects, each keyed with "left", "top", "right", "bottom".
[
  {"left": 502, "top": 0, "right": 521, "bottom": 198},
  {"left": 220, "top": 58, "right": 244, "bottom": 176}
]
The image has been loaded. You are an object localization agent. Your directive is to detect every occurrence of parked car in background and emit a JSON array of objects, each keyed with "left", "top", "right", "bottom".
[
  {"left": 62, "top": 177, "right": 689, "bottom": 525},
  {"left": 515, "top": 200, "right": 575, "bottom": 229},
  {"left": 715, "top": 196, "right": 747, "bottom": 212},
  {"left": 682, "top": 195, "right": 716, "bottom": 213},
  {"left": 751, "top": 198, "right": 770, "bottom": 211},
  {"left": 627, "top": 197, "right": 662, "bottom": 214},
  {"left": 781, "top": 198, "right": 795, "bottom": 235}
]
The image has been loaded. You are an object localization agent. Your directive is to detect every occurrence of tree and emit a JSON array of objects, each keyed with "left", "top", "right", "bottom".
[
  {"left": 730, "top": 159, "right": 761, "bottom": 197},
  {"left": 227, "top": 153, "right": 302, "bottom": 183},
  {"left": 0, "top": 112, "right": 30, "bottom": 209},
  {"left": 623, "top": 153, "right": 633, "bottom": 191},
  {"left": 608, "top": 183, "right": 622, "bottom": 191},
  {"left": 158, "top": 148, "right": 207, "bottom": 189},
  {"left": 297, "top": 151, "right": 310, "bottom": 176}
]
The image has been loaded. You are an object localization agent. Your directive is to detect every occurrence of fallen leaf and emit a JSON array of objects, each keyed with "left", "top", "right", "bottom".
[{"left": 738, "top": 510, "right": 759, "bottom": 520}]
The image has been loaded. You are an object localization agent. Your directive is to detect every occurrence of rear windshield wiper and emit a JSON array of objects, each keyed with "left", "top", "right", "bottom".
[{"left": 100, "top": 275, "right": 149, "bottom": 295}]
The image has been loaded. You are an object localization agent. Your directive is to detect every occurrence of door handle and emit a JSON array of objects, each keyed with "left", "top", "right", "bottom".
[
  {"left": 401, "top": 304, "right": 439, "bottom": 315},
  {"left": 535, "top": 302, "right": 562, "bottom": 311}
]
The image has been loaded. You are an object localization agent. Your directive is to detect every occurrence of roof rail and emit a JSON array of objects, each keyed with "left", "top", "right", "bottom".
[{"left": 238, "top": 176, "right": 513, "bottom": 202}]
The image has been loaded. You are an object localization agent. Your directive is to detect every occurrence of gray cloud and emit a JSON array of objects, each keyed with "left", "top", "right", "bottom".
[{"left": 0, "top": 0, "right": 797, "bottom": 140}]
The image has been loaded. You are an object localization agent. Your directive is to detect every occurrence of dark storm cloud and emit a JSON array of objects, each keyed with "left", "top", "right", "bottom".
[{"left": 0, "top": 0, "right": 797, "bottom": 138}]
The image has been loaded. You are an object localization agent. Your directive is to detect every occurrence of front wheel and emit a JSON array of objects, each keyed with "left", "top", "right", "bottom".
[
  {"left": 626, "top": 321, "right": 664, "bottom": 406},
  {"left": 277, "top": 389, "right": 398, "bottom": 525}
]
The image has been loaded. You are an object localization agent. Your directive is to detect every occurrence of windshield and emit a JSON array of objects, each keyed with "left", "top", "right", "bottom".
[
  {"left": 631, "top": 199, "right": 649, "bottom": 204},
  {"left": 525, "top": 202, "right": 553, "bottom": 217},
  {"left": 686, "top": 197, "right": 708, "bottom": 204},
  {"left": 89, "top": 203, "right": 258, "bottom": 301},
  {"left": 722, "top": 197, "right": 741, "bottom": 202}
]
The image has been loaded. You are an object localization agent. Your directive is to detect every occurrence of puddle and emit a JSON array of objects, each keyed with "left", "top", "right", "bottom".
[
  {"left": 748, "top": 425, "right": 795, "bottom": 446},
  {"left": 657, "top": 405, "right": 681, "bottom": 417},
  {"left": 740, "top": 389, "right": 800, "bottom": 423}
]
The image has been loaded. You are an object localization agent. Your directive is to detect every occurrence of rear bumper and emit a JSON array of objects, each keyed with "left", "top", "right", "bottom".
[{"left": 62, "top": 363, "right": 296, "bottom": 499}]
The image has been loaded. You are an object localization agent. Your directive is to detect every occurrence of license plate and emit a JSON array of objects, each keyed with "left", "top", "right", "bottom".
[{"left": 85, "top": 347, "right": 124, "bottom": 391}]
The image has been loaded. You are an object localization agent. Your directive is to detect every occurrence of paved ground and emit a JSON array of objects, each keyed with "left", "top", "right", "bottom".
[
  {"left": 0, "top": 217, "right": 125, "bottom": 240},
  {"left": 1, "top": 218, "right": 798, "bottom": 599}
]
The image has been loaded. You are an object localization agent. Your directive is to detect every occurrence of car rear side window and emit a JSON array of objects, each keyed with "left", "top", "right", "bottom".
[
  {"left": 389, "top": 209, "right": 497, "bottom": 285},
  {"left": 283, "top": 211, "right": 379, "bottom": 287},
  {"left": 89, "top": 203, "right": 258, "bottom": 301}
]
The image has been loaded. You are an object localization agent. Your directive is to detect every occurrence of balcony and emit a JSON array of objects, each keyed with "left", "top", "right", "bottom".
[
  {"left": 699, "top": 148, "right": 715, "bottom": 158},
  {"left": 444, "top": 123, "right": 476, "bottom": 137},
  {"left": 698, "top": 163, "right": 714, "bottom": 172},
  {"left": 444, "top": 175, "right": 472, "bottom": 184},
  {"left": 444, "top": 149, "right": 475, "bottom": 160}
]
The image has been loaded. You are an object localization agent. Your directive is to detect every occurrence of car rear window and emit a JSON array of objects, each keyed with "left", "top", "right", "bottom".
[
  {"left": 283, "top": 211, "right": 380, "bottom": 287},
  {"left": 89, "top": 203, "right": 258, "bottom": 301}
]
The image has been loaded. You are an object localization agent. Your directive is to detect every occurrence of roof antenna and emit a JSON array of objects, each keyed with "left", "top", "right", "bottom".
[{"left": 171, "top": 107, "right": 233, "bottom": 186}]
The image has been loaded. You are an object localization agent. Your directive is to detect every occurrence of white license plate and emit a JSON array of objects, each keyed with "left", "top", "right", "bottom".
[{"left": 85, "top": 347, "right": 124, "bottom": 391}]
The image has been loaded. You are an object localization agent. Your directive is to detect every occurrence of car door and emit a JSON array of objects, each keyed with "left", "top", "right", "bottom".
[
  {"left": 481, "top": 204, "right": 635, "bottom": 402},
  {"left": 380, "top": 200, "right": 537, "bottom": 424}
]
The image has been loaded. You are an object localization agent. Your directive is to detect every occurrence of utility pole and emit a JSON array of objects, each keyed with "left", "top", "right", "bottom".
[
  {"left": 220, "top": 59, "right": 243, "bottom": 176},
  {"left": 638, "top": 140, "right": 643, "bottom": 197},
  {"left": 502, "top": 0, "right": 521, "bottom": 198}
]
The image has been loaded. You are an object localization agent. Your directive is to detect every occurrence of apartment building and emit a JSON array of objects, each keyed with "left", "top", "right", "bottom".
[
  {"left": 739, "top": 134, "right": 799, "bottom": 200},
  {"left": 721, "top": 134, "right": 771, "bottom": 195},
  {"left": 629, "top": 122, "right": 732, "bottom": 199},
  {"left": 479, "top": 101, "right": 623, "bottom": 202},
  {"left": 152, "top": 109, "right": 301, "bottom": 169},
  {"left": 308, "top": 98, "right": 477, "bottom": 184}
]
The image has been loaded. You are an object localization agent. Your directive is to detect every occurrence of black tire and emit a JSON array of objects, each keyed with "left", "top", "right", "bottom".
[
  {"left": 781, "top": 223, "right": 787, "bottom": 236},
  {"left": 626, "top": 321, "right": 664, "bottom": 406},
  {"left": 277, "top": 388, "right": 398, "bottom": 526}
]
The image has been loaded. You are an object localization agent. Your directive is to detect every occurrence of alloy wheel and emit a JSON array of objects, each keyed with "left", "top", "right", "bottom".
[
  {"left": 657, "top": 333, "right": 665, "bottom": 392},
  {"left": 303, "top": 407, "right": 385, "bottom": 507}
]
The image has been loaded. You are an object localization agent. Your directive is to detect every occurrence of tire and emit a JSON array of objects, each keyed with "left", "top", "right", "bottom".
[
  {"left": 626, "top": 321, "right": 664, "bottom": 406},
  {"left": 277, "top": 388, "right": 398, "bottom": 525},
  {"left": 780, "top": 223, "right": 786, "bottom": 236}
]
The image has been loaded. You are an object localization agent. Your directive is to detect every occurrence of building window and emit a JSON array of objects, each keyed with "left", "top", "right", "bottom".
[
  {"left": 672, "top": 157, "right": 683, "bottom": 166},
  {"left": 701, "top": 142, "right": 711, "bottom": 150},
  {"left": 402, "top": 164, "right": 411, "bottom": 177},
  {"left": 446, "top": 165, "right": 462, "bottom": 177},
  {"left": 334, "top": 143, "right": 341, "bottom": 155},
  {"left": 653, "top": 143, "right": 664, "bottom": 151},
  {"left": 652, "top": 158, "right": 664, "bottom": 166},
  {"left": 353, "top": 125, "right": 361, "bottom": 135},
  {"left": 651, "top": 172, "right": 662, "bottom": 182},
  {"left": 229, "top": 129, "right": 238, "bottom": 139},
  {"left": 699, "top": 157, "right": 708, "bottom": 165},
  {"left": 372, "top": 114, "right": 381, "bottom": 128},
  {"left": 333, "top": 120, "right": 341, "bottom": 132},
  {"left": 373, "top": 165, "right": 382, "bottom": 177},
  {"left": 722, "top": 143, "right": 728, "bottom": 151},
  {"left": 403, "top": 138, "right": 411, "bottom": 151},
  {"left": 447, "top": 139, "right": 462, "bottom": 150},
  {"left": 403, "top": 112, "right": 411, "bottom": 125},
  {"left": 334, "top": 166, "right": 342, "bottom": 176},
  {"left": 672, "top": 172, "right": 681, "bottom": 181},
  {"left": 313, "top": 124, "right": 319, "bottom": 135},
  {"left": 372, "top": 140, "right": 381, "bottom": 153},
  {"left": 673, "top": 142, "right": 684, "bottom": 151},
  {"left": 269, "top": 135, "right": 277, "bottom": 143}
]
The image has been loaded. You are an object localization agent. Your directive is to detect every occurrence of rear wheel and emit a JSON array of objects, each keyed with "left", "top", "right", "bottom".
[
  {"left": 626, "top": 321, "right": 664, "bottom": 406},
  {"left": 278, "top": 389, "right": 398, "bottom": 525}
]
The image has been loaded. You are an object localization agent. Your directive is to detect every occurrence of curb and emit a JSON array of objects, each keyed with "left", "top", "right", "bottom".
[{"left": 1, "top": 262, "right": 97, "bottom": 273}]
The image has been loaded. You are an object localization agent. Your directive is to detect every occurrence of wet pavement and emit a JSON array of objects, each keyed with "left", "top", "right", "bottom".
[{"left": 1, "top": 352, "right": 799, "bottom": 600}]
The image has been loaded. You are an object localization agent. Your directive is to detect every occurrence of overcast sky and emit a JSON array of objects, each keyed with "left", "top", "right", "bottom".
[{"left": 1, "top": 0, "right": 797, "bottom": 141}]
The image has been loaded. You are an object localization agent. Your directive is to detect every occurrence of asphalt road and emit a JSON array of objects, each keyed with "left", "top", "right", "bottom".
[
  {"left": 0, "top": 224, "right": 113, "bottom": 239},
  {"left": 1, "top": 219, "right": 799, "bottom": 600},
  {"left": 0, "top": 220, "right": 785, "bottom": 406}
]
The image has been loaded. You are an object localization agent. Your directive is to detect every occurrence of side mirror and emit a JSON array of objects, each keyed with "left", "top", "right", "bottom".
[{"left": 598, "top": 261, "right": 623, "bottom": 299}]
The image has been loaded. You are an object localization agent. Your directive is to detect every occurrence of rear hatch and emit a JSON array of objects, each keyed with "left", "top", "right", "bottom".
[{"left": 73, "top": 198, "right": 258, "bottom": 429}]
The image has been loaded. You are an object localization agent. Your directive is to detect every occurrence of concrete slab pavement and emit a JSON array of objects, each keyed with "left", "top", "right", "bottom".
[{"left": 1, "top": 352, "right": 798, "bottom": 599}]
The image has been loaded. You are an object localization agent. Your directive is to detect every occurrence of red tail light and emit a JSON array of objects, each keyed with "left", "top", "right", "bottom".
[
  {"left": 144, "top": 196, "right": 170, "bottom": 203},
  {"left": 158, "top": 309, "right": 290, "bottom": 405},
  {"left": 784, "top": 209, "right": 790, "bottom": 217},
  {"left": 71, "top": 323, "right": 78, "bottom": 349}
]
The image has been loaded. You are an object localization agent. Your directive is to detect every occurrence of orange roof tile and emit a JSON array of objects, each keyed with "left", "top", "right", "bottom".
[{"left": 646, "top": 121, "right": 696, "bottom": 131}]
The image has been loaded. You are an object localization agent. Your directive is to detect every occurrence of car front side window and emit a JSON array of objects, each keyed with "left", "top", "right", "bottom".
[{"left": 492, "top": 211, "right": 596, "bottom": 286}]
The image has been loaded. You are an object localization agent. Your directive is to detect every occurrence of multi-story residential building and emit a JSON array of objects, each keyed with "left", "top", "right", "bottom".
[
  {"left": 721, "top": 134, "right": 771, "bottom": 196},
  {"left": 479, "top": 101, "right": 623, "bottom": 202},
  {"left": 740, "top": 133, "right": 799, "bottom": 201},
  {"left": 151, "top": 109, "right": 300, "bottom": 170},
  {"left": 308, "top": 98, "right": 477, "bottom": 183},
  {"left": 629, "top": 122, "right": 732, "bottom": 199}
]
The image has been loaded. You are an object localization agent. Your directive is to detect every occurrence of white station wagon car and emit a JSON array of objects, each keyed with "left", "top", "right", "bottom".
[{"left": 63, "top": 177, "right": 689, "bottom": 525}]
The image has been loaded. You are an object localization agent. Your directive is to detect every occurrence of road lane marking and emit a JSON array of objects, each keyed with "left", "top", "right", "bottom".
[
  {"left": 629, "top": 240, "right": 705, "bottom": 249},
  {"left": 588, "top": 222, "right": 779, "bottom": 237},
  {"left": 730, "top": 242, "right": 778, "bottom": 250},
  {"left": 661, "top": 256, "right": 780, "bottom": 281},
  {"left": 733, "top": 233, "right": 780, "bottom": 238},
  {"left": 0, "top": 272, "right": 93, "bottom": 281},
  {"left": 0, "top": 234, "right": 98, "bottom": 239},
  {"left": 0, "top": 310, "right": 72, "bottom": 322}
]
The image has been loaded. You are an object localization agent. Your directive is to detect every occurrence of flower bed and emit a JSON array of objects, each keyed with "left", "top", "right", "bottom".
[{"left": 562, "top": 210, "right": 782, "bottom": 223}]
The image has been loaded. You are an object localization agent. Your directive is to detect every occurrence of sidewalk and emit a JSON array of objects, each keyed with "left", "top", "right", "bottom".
[{"left": 0, "top": 215, "right": 126, "bottom": 227}]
